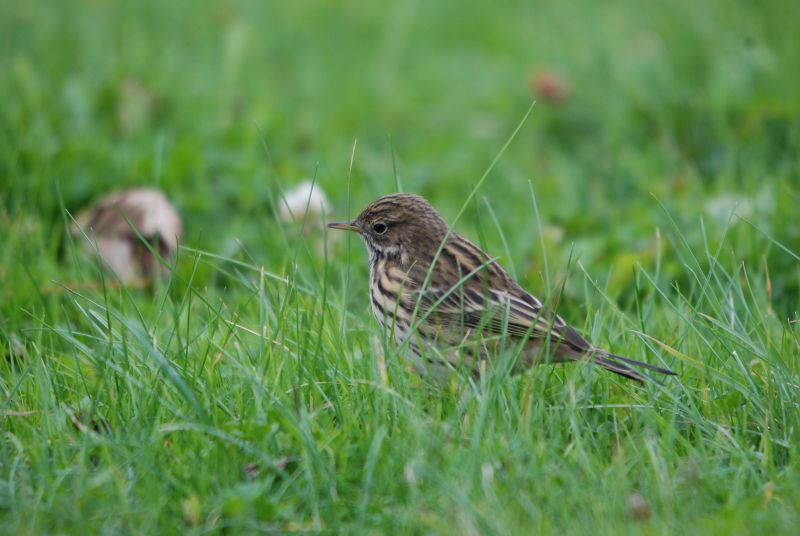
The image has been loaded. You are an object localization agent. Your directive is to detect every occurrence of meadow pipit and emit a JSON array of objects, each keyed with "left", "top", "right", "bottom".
[{"left": 328, "top": 193, "right": 675, "bottom": 381}]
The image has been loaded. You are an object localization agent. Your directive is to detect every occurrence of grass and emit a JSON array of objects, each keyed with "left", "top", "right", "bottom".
[{"left": 2, "top": 0, "right": 799, "bottom": 533}]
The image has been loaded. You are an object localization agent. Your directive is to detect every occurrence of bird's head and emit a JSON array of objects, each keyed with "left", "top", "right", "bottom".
[{"left": 327, "top": 193, "right": 449, "bottom": 261}]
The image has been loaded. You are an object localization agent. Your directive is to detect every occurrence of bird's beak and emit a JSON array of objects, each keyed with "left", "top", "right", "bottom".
[{"left": 327, "top": 220, "right": 359, "bottom": 232}]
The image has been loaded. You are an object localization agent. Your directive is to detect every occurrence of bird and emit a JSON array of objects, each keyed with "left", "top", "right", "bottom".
[{"left": 327, "top": 193, "right": 676, "bottom": 382}]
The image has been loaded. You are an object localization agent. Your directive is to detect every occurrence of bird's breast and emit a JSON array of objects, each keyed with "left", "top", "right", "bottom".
[{"left": 369, "top": 258, "right": 413, "bottom": 325}]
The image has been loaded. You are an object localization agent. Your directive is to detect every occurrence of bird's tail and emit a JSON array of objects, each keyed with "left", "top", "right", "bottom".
[{"left": 592, "top": 352, "right": 676, "bottom": 382}]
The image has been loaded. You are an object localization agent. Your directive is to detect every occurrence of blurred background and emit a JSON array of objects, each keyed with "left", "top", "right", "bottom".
[{"left": 2, "top": 0, "right": 799, "bottom": 312}]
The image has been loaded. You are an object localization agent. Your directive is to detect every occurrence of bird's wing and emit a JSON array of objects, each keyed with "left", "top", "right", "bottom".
[
  {"left": 412, "top": 284, "right": 591, "bottom": 352},
  {"left": 408, "top": 283, "right": 677, "bottom": 380},
  {"left": 398, "top": 235, "right": 592, "bottom": 352}
]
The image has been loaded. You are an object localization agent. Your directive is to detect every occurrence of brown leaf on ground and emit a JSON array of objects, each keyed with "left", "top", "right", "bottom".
[
  {"left": 626, "top": 493, "right": 652, "bottom": 521},
  {"left": 529, "top": 69, "right": 569, "bottom": 104},
  {"left": 71, "top": 188, "right": 183, "bottom": 284}
]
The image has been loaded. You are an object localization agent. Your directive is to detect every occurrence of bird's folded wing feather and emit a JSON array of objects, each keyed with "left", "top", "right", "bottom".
[{"left": 411, "top": 285, "right": 589, "bottom": 350}]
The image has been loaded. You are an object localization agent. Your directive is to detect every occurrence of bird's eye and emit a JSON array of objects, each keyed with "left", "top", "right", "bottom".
[{"left": 372, "top": 222, "right": 388, "bottom": 235}]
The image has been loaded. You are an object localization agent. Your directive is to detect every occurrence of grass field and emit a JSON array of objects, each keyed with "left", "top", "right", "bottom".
[{"left": 2, "top": 0, "right": 799, "bottom": 533}]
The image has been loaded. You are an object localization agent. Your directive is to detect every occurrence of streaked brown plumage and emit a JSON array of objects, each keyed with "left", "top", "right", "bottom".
[{"left": 328, "top": 193, "right": 675, "bottom": 382}]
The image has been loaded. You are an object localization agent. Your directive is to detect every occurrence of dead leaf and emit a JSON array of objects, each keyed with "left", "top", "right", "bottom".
[
  {"left": 243, "top": 462, "right": 260, "bottom": 479},
  {"left": 626, "top": 493, "right": 652, "bottom": 521},
  {"left": 65, "top": 400, "right": 112, "bottom": 435},
  {"left": 71, "top": 188, "right": 183, "bottom": 284},
  {"left": 530, "top": 69, "right": 569, "bottom": 104},
  {"left": 182, "top": 494, "right": 202, "bottom": 527}
]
